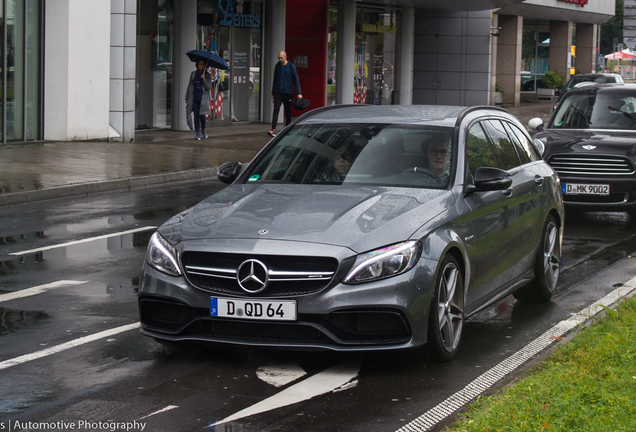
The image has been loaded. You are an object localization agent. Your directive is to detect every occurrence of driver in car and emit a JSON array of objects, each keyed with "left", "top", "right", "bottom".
[{"left": 409, "top": 134, "right": 451, "bottom": 187}]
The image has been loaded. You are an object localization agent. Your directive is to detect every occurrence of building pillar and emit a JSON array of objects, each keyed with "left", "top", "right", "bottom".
[
  {"left": 549, "top": 20, "right": 573, "bottom": 80},
  {"left": 397, "top": 7, "right": 414, "bottom": 105},
  {"left": 171, "top": 0, "right": 197, "bottom": 131},
  {"left": 110, "top": 0, "right": 136, "bottom": 142},
  {"left": 44, "top": 0, "right": 111, "bottom": 140},
  {"left": 490, "top": 14, "right": 498, "bottom": 105},
  {"left": 336, "top": 0, "right": 355, "bottom": 104},
  {"left": 496, "top": 14, "right": 522, "bottom": 106},
  {"left": 576, "top": 23, "right": 597, "bottom": 74},
  {"left": 262, "top": 0, "right": 286, "bottom": 126}
]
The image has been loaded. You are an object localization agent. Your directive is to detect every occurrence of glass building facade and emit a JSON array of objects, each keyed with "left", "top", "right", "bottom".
[
  {"left": 0, "top": 0, "right": 42, "bottom": 143},
  {"left": 327, "top": 2, "right": 396, "bottom": 106},
  {"left": 521, "top": 24, "right": 550, "bottom": 93}
]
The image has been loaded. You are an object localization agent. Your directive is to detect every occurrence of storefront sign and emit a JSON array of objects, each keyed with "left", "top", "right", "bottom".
[
  {"left": 216, "top": 0, "right": 261, "bottom": 28},
  {"left": 362, "top": 22, "right": 397, "bottom": 33},
  {"left": 557, "top": 0, "right": 587, "bottom": 7}
]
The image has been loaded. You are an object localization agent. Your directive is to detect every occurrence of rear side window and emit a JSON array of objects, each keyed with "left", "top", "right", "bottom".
[
  {"left": 465, "top": 123, "right": 496, "bottom": 176},
  {"left": 482, "top": 120, "right": 521, "bottom": 171},
  {"left": 505, "top": 122, "right": 541, "bottom": 162}
]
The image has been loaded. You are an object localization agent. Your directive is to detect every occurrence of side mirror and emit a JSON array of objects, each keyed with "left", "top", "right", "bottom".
[
  {"left": 217, "top": 161, "right": 242, "bottom": 184},
  {"left": 532, "top": 138, "right": 545, "bottom": 156},
  {"left": 473, "top": 167, "right": 512, "bottom": 191},
  {"left": 528, "top": 117, "right": 544, "bottom": 132}
]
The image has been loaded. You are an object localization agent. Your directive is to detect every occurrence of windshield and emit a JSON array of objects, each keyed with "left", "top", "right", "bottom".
[
  {"left": 551, "top": 92, "right": 636, "bottom": 130},
  {"left": 245, "top": 123, "right": 454, "bottom": 188}
]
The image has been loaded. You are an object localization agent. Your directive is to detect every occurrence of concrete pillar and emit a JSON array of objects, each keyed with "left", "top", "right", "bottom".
[
  {"left": 496, "top": 14, "right": 522, "bottom": 106},
  {"left": 397, "top": 7, "right": 414, "bottom": 105},
  {"left": 44, "top": 0, "right": 111, "bottom": 140},
  {"left": 110, "top": 0, "right": 136, "bottom": 142},
  {"left": 490, "top": 14, "right": 498, "bottom": 105},
  {"left": 576, "top": 23, "right": 597, "bottom": 74},
  {"left": 336, "top": 0, "right": 355, "bottom": 104},
  {"left": 171, "top": 0, "right": 197, "bottom": 131},
  {"left": 262, "top": 0, "right": 286, "bottom": 126},
  {"left": 549, "top": 20, "right": 573, "bottom": 80}
]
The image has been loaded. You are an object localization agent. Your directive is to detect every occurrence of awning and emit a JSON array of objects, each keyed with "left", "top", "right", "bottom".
[{"left": 375, "top": 0, "right": 525, "bottom": 11}]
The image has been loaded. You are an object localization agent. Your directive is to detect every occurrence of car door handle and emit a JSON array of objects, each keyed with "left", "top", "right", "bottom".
[
  {"left": 502, "top": 188, "right": 513, "bottom": 197},
  {"left": 534, "top": 175, "right": 544, "bottom": 186}
]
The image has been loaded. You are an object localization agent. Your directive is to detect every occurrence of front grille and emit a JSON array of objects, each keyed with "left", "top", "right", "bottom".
[
  {"left": 139, "top": 299, "right": 201, "bottom": 332},
  {"left": 181, "top": 252, "right": 339, "bottom": 296},
  {"left": 188, "top": 319, "right": 326, "bottom": 342},
  {"left": 548, "top": 154, "right": 635, "bottom": 176},
  {"left": 564, "top": 192, "right": 628, "bottom": 204}
]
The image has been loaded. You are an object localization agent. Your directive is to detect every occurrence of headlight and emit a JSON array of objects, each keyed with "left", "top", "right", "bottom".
[
  {"left": 343, "top": 241, "right": 421, "bottom": 284},
  {"left": 146, "top": 232, "right": 182, "bottom": 276}
]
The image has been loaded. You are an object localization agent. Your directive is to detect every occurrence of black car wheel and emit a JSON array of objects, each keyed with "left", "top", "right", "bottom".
[
  {"left": 514, "top": 215, "right": 560, "bottom": 302},
  {"left": 427, "top": 254, "right": 464, "bottom": 361}
]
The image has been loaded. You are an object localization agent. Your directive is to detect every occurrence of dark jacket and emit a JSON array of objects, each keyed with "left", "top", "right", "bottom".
[
  {"left": 185, "top": 70, "right": 213, "bottom": 116},
  {"left": 272, "top": 61, "right": 302, "bottom": 95}
]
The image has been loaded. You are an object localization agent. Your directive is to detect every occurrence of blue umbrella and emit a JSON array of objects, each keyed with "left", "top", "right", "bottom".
[{"left": 186, "top": 50, "right": 230, "bottom": 71}]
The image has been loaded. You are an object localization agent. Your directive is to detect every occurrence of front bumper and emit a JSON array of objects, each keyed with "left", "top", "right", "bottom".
[{"left": 138, "top": 254, "right": 438, "bottom": 351}]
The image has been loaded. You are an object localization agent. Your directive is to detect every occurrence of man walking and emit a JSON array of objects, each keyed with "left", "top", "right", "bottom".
[{"left": 269, "top": 50, "right": 302, "bottom": 136}]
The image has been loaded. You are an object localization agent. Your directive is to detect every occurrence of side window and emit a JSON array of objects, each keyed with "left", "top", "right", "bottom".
[
  {"left": 482, "top": 120, "right": 521, "bottom": 171},
  {"left": 502, "top": 121, "right": 531, "bottom": 165},
  {"left": 506, "top": 122, "right": 541, "bottom": 161},
  {"left": 466, "top": 122, "right": 497, "bottom": 176}
]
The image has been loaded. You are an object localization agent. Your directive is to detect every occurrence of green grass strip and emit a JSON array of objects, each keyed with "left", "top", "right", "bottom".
[{"left": 446, "top": 295, "right": 636, "bottom": 432}]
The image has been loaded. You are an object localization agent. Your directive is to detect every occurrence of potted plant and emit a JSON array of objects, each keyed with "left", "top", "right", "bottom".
[
  {"left": 494, "top": 83, "right": 505, "bottom": 104},
  {"left": 537, "top": 70, "right": 566, "bottom": 99}
]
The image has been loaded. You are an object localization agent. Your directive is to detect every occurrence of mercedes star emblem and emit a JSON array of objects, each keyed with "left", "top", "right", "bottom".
[
  {"left": 258, "top": 229, "right": 268, "bottom": 235},
  {"left": 237, "top": 259, "right": 269, "bottom": 293},
  {"left": 582, "top": 145, "right": 596, "bottom": 150}
]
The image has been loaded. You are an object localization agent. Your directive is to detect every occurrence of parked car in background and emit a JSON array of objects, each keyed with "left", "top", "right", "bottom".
[
  {"left": 563, "top": 73, "right": 624, "bottom": 93},
  {"left": 139, "top": 105, "right": 564, "bottom": 361},
  {"left": 530, "top": 83, "right": 636, "bottom": 216}
]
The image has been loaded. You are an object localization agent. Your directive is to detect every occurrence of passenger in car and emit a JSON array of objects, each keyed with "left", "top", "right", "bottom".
[{"left": 316, "top": 143, "right": 363, "bottom": 183}]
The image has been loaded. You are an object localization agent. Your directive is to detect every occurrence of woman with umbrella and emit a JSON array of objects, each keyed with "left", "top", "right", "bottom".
[{"left": 185, "top": 59, "right": 213, "bottom": 140}]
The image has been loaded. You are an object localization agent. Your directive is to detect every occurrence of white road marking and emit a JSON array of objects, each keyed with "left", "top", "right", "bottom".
[
  {"left": 395, "top": 277, "right": 636, "bottom": 432},
  {"left": 9, "top": 226, "right": 157, "bottom": 256},
  {"left": 0, "top": 280, "right": 87, "bottom": 303},
  {"left": 256, "top": 364, "right": 307, "bottom": 388},
  {"left": 208, "top": 361, "right": 360, "bottom": 427},
  {"left": 0, "top": 322, "right": 141, "bottom": 371},
  {"left": 139, "top": 405, "right": 179, "bottom": 419}
]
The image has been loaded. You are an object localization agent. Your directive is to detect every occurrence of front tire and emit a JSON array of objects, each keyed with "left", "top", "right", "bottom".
[
  {"left": 513, "top": 215, "right": 560, "bottom": 302},
  {"left": 427, "top": 255, "right": 465, "bottom": 362}
]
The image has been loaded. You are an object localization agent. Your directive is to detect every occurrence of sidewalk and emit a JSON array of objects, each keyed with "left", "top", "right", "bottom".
[{"left": 0, "top": 100, "right": 555, "bottom": 207}]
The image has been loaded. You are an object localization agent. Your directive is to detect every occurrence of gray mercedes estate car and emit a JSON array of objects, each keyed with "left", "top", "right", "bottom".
[{"left": 139, "top": 105, "right": 564, "bottom": 360}]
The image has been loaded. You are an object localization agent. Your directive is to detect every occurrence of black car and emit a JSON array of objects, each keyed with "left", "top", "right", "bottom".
[{"left": 529, "top": 83, "right": 636, "bottom": 215}]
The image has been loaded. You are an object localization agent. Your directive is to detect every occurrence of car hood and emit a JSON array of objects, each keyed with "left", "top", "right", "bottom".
[
  {"left": 537, "top": 129, "right": 636, "bottom": 158},
  {"left": 158, "top": 184, "right": 454, "bottom": 253}
]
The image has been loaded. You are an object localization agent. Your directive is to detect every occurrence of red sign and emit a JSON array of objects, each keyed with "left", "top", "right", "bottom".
[{"left": 558, "top": 0, "right": 587, "bottom": 7}]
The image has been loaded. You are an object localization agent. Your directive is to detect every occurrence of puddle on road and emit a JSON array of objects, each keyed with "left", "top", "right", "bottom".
[
  {"left": 0, "top": 215, "right": 161, "bottom": 248},
  {"left": 0, "top": 308, "right": 51, "bottom": 335},
  {"left": 0, "top": 231, "right": 151, "bottom": 277}
]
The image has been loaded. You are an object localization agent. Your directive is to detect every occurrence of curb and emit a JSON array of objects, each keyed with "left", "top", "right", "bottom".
[{"left": 0, "top": 166, "right": 219, "bottom": 207}]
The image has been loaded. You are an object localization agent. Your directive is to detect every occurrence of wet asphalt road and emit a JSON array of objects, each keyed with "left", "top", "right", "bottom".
[{"left": 1, "top": 180, "right": 635, "bottom": 432}]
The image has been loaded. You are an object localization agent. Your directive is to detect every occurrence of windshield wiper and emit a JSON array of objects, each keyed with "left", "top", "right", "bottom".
[{"left": 608, "top": 105, "right": 636, "bottom": 122}]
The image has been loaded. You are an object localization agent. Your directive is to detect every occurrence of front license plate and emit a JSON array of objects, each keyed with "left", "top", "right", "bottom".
[
  {"left": 210, "top": 297, "right": 297, "bottom": 321},
  {"left": 563, "top": 183, "right": 610, "bottom": 196}
]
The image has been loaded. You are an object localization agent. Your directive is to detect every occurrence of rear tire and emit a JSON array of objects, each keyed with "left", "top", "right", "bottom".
[
  {"left": 513, "top": 215, "right": 560, "bottom": 302},
  {"left": 426, "top": 255, "right": 465, "bottom": 362}
]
